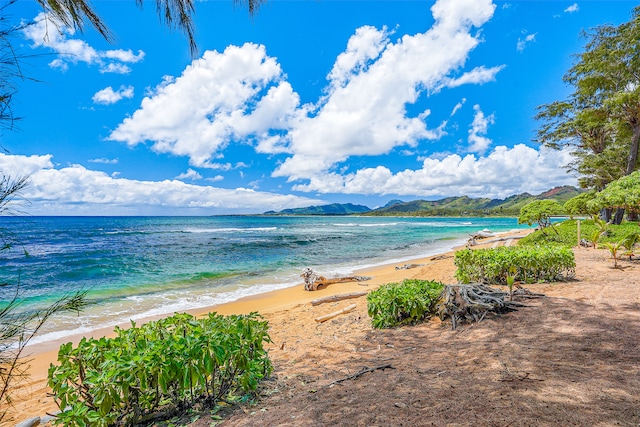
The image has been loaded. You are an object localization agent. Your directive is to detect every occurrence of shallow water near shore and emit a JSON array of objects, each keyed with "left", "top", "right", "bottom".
[{"left": 1, "top": 215, "right": 527, "bottom": 345}]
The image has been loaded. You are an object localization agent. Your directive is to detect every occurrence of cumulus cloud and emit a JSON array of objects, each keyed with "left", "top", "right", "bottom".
[
  {"left": 92, "top": 86, "right": 134, "bottom": 105},
  {"left": 273, "top": 0, "right": 499, "bottom": 180},
  {"left": 0, "top": 153, "right": 321, "bottom": 215},
  {"left": 175, "top": 169, "right": 203, "bottom": 181},
  {"left": 108, "top": 43, "right": 300, "bottom": 168},
  {"left": 293, "top": 145, "right": 577, "bottom": 199},
  {"left": 468, "top": 104, "right": 494, "bottom": 153},
  {"left": 108, "top": 0, "right": 502, "bottom": 183},
  {"left": 22, "top": 13, "right": 144, "bottom": 73},
  {"left": 517, "top": 33, "right": 537, "bottom": 52},
  {"left": 564, "top": 3, "right": 579, "bottom": 13}
]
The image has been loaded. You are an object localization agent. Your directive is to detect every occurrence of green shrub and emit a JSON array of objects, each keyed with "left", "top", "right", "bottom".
[
  {"left": 454, "top": 245, "right": 575, "bottom": 285},
  {"left": 367, "top": 279, "right": 444, "bottom": 329},
  {"left": 48, "top": 312, "right": 272, "bottom": 427}
]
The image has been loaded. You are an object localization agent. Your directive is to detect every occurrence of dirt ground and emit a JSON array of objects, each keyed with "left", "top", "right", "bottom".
[{"left": 196, "top": 247, "right": 640, "bottom": 427}]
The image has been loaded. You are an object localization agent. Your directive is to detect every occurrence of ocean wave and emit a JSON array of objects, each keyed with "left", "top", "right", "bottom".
[
  {"left": 25, "top": 277, "right": 302, "bottom": 348},
  {"left": 183, "top": 227, "right": 278, "bottom": 233},
  {"left": 332, "top": 222, "right": 398, "bottom": 228}
]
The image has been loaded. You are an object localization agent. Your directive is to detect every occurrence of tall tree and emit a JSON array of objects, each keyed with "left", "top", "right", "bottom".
[{"left": 536, "top": 6, "right": 640, "bottom": 189}]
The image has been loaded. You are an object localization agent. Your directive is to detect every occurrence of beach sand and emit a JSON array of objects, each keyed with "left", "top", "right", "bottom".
[{"left": 8, "top": 228, "right": 640, "bottom": 426}]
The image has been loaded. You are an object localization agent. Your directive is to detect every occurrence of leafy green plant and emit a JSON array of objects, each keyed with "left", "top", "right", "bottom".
[
  {"left": 48, "top": 312, "right": 272, "bottom": 427},
  {"left": 621, "top": 232, "right": 640, "bottom": 260},
  {"left": 454, "top": 245, "right": 575, "bottom": 286},
  {"left": 600, "top": 241, "right": 623, "bottom": 268},
  {"left": 367, "top": 279, "right": 444, "bottom": 329}
]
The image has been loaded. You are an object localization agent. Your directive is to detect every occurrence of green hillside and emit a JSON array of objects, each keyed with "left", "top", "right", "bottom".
[
  {"left": 365, "top": 186, "right": 583, "bottom": 217},
  {"left": 263, "top": 186, "right": 583, "bottom": 217},
  {"left": 264, "top": 203, "right": 371, "bottom": 215}
]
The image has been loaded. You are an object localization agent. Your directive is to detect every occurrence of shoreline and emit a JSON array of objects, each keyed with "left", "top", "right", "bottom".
[{"left": 8, "top": 227, "right": 532, "bottom": 424}]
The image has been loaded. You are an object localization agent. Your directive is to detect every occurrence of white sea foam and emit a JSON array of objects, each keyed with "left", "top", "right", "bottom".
[
  {"left": 332, "top": 222, "right": 398, "bottom": 227},
  {"left": 183, "top": 227, "right": 278, "bottom": 233}
]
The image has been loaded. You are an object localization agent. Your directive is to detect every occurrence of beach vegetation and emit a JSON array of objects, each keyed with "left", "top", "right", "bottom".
[
  {"left": 48, "top": 312, "right": 272, "bottom": 427},
  {"left": 454, "top": 246, "right": 575, "bottom": 286},
  {"left": 367, "top": 279, "right": 444, "bottom": 329},
  {"left": 601, "top": 241, "right": 624, "bottom": 268},
  {"left": 621, "top": 232, "right": 640, "bottom": 259},
  {"left": 517, "top": 200, "right": 565, "bottom": 234},
  {"left": 519, "top": 219, "right": 639, "bottom": 248}
]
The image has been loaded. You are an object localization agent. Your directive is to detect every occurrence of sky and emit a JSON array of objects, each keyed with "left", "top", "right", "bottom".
[{"left": 0, "top": 0, "right": 637, "bottom": 215}]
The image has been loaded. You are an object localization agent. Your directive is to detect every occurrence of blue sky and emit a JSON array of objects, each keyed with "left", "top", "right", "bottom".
[{"left": 1, "top": 0, "right": 636, "bottom": 215}]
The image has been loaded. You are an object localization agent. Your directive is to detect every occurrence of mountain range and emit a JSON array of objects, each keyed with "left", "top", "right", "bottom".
[{"left": 263, "top": 186, "right": 583, "bottom": 217}]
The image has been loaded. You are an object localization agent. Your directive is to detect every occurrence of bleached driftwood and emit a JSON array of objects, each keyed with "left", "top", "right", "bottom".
[
  {"left": 436, "top": 284, "right": 531, "bottom": 330},
  {"left": 314, "top": 303, "right": 357, "bottom": 323},
  {"left": 301, "top": 268, "right": 372, "bottom": 291},
  {"left": 311, "top": 292, "right": 368, "bottom": 306},
  {"left": 430, "top": 254, "right": 452, "bottom": 261},
  {"left": 395, "top": 263, "right": 424, "bottom": 270}
]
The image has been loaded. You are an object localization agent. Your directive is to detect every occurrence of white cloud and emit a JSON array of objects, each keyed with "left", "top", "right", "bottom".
[
  {"left": 564, "top": 3, "right": 579, "bottom": 13},
  {"left": 88, "top": 157, "right": 118, "bottom": 164},
  {"left": 272, "top": 0, "right": 499, "bottom": 180},
  {"left": 92, "top": 86, "right": 134, "bottom": 105},
  {"left": 108, "top": 43, "right": 300, "bottom": 168},
  {"left": 326, "top": 25, "right": 391, "bottom": 90},
  {"left": 444, "top": 65, "right": 505, "bottom": 89},
  {"left": 22, "top": 13, "right": 145, "bottom": 73},
  {"left": 468, "top": 104, "right": 494, "bottom": 153},
  {"left": 0, "top": 153, "right": 321, "bottom": 215},
  {"left": 450, "top": 98, "right": 467, "bottom": 116},
  {"left": 517, "top": 33, "right": 537, "bottom": 52},
  {"left": 108, "top": 0, "right": 501, "bottom": 184},
  {"left": 175, "top": 169, "right": 203, "bottom": 181},
  {"left": 0, "top": 153, "right": 54, "bottom": 175},
  {"left": 293, "top": 145, "right": 577, "bottom": 199}
]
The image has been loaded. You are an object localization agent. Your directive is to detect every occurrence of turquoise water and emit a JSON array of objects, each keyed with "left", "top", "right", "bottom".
[{"left": 0, "top": 216, "right": 528, "bottom": 344}]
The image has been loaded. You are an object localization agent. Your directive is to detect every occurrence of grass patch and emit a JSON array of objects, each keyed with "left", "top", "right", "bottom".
[{"left": 519, "top": 219, "right": 640, "bottom": 247}]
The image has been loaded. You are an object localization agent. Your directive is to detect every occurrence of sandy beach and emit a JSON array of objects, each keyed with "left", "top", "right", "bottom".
[{"left": 8, "top": 227, "right": 640, "bottom": 426}]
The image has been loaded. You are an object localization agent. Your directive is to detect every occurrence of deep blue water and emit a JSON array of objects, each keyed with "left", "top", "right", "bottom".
[{"left": 0, "top": 215, "right": 528, "bottom": 343}]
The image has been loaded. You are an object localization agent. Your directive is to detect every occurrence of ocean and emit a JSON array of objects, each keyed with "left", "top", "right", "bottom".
[{"left": 0, "top": 215, "right": 528, "bottom": 345}]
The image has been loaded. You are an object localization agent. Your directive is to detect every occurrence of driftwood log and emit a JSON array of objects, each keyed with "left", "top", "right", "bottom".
[
  {"left": 436, "top": 284, "right": 533, "bottom": 330},
  {"left": 311, "top": 292, "right": 368, "bottom": 306},
  {"left": 301, "top": 268, "right": 372, "bottom": 291},
  {"left": 314, "top": 303, "right": 357, "bottom": 323}
]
